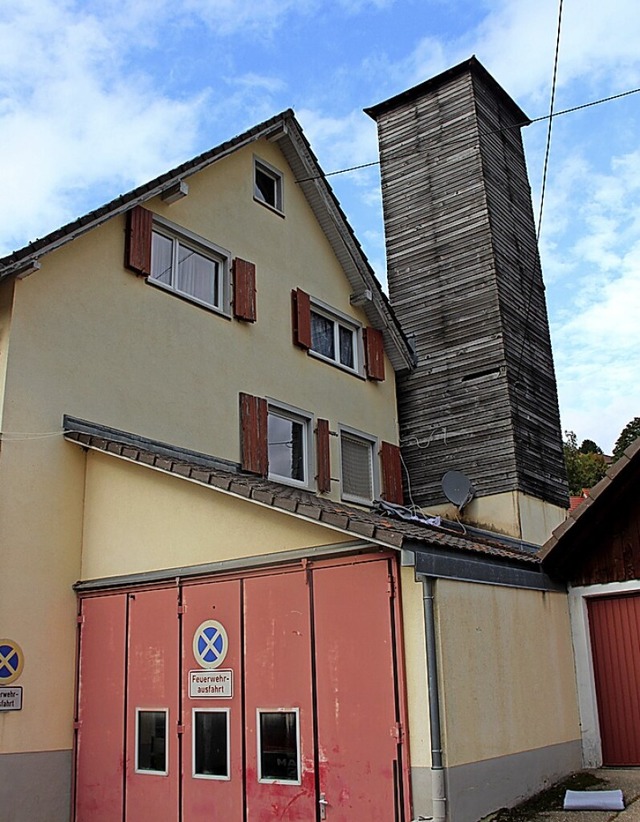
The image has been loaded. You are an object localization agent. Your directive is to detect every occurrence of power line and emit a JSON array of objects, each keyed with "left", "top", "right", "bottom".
[
  {"left": 537, "top": 0, "right": 564, "bottom": 240},
  {"left": 512, "top": 0, "right": 564, "bottom": 391},
  {"left": 296, "top": 84, "right": 640, "bottom": 183}
]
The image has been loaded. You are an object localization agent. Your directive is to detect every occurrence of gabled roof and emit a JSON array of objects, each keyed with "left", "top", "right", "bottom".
[
  {"left": 541, "top": 437, "right": 640, "bottom": 577},
  {"left": 64, "top": 416, "right": 561, "bottom": 592},
  {"left": 0, "top": 111, "right": 414, "bottom": 372}
]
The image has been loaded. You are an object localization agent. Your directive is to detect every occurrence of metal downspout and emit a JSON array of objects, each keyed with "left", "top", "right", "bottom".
[{"left": 423, "top": 576, "right": 447, "bottom": 822}]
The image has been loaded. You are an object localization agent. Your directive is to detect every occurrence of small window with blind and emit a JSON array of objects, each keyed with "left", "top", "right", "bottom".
[
  {"left": 340, "top": 428, "right": 377, "bottom": 504},
  {"left": 148, "top": 218, "right": 230, "bottom": 314}
]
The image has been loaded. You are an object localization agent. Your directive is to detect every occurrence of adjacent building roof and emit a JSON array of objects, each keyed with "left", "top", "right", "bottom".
[
  {"left": 0, "top": 111, "right": 414, "bottom": 373},
  {"left": 64, "top": 416, "right": 561, "bottom": 592},
  {"left": 541, "top": 436, "right": 640, "bottom": 577}
]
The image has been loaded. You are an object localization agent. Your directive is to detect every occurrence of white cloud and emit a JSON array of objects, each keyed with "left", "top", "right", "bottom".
[
  {"left": 180, "top": 0, "right": 394, "bottom": 36},
  {"left": 296, "top": 107, "right": 378, "bottom": 173},
  {"left": 0, "top": 1, "right": 207, "bottom": 255},
  {"left": 547, "top": 147, "right": 640, "bottom": 451}
]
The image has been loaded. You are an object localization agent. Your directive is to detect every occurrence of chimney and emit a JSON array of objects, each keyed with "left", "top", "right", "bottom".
[{"left": 366, "top": 57, "right": 568, "bottom": 541}]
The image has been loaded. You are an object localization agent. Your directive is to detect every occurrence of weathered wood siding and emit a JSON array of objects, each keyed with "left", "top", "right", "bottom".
[{"left": 373, "top": 61, "right": 568, "bottom": 508}]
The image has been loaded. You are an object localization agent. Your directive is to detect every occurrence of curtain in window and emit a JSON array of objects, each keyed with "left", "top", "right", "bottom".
[
  {"left": 339, "top": 326, "right": 354, "bottom": 368},
  {"left": 177, "top": 244, "right": 218, "bottom": 305},
  {"left": 311, "top": 312, "right": 335, "bottom": 359},
  {"left": 151, "top": 232, "right": 173, "bottom": 285}
]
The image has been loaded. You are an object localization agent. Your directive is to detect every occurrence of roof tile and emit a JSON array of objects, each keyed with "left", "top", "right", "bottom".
[{"left": 63, "top": 422, "right": 543, "bottom": 565}]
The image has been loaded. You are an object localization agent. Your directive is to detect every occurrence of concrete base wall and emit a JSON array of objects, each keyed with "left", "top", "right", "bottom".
[
  {"left": 445, "top": 739, "right": 582, "bottom": 822},
  {"left": 0, "top": 749, "right": 71, "bottom": 822}
]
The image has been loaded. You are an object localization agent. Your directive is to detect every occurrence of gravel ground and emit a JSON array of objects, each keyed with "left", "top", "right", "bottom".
[{"left": 481, "top": 769, "right": 640, "bottom": 822}]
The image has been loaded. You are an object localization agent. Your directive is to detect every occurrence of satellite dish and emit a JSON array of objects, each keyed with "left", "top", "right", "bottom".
[{"left": 441, "top": 471, "right": 474, "bottom": 509}]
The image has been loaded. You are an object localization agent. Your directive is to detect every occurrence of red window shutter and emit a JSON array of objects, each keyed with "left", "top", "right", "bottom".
[
  {"left": 316, "top": 419, "right": 331, "bottom": 494},
  {"left": 380, "top": 441, "right": 404, "bottom": 504},
  {"left": 233, "top": 258, "right": 257, "bottom": 322},
  {"left": 240, "top": 393, "right": 268, "bottom": 476},
  {"left": 291, "top": 288, "right": 312, "bottom": 349},
  {"left": 124, "top": 206, "right": 153, "bottom": 276},
  {"left": 364, "top": 327, "right": 385, "bottom": 381}
]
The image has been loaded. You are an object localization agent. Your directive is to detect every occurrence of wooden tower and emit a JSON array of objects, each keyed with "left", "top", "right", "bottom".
[{"left": 366, "top": 57, "right": 568, "bottom": 538}]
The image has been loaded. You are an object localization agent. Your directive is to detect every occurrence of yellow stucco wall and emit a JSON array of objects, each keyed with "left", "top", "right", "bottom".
[
  {"left": 2, "top": 137, "right": 398, "bottom": 465},
  {"left": 0, "top": 136, "right": 400, "bottom": 755},
  {"left": 0, "top": 437, "right": 84, "bottom": 754},
  {"left": 0, "top": 278, "right": 13, "bottom": 423},
  {"left": 434, "top": 579, "right": 580, "bottom": 766},
  {"left": 400, "top": 567, "right": 431, "bottom": 769},
  {"left": 81, "top": 450, "right": 352, "bottom": 579},
  {"left": 426, "top": 490, "right": 566, "bottom": 544}
]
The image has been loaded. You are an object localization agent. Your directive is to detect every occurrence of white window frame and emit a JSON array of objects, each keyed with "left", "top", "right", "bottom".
[
  {"left": 135, "top": 707, "right": 169, "bottom": 776},
  {"left": 267, "top": 400, "right": 313, "bottom": 489},
  {"left": 192, "top": 707, "right": 231, "bottom": 781},
  {"left": 339, "top": 425, "right": 378, "bottom": 505},
  {"left": 309, "top": 297, "right": 364, "bottom": 377},
  {"left": 148, "top": 214, "right": 231, "bottom": 315},
  {"left": 256, "top": 707, "right": 301, "bottom": 786},
  {"left": 253, "top": 156, "right": 284, "bottom": 215}
]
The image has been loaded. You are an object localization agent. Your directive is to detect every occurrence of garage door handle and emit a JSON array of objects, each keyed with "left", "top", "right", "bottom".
[{"left": 319, "top": 793, "right": 329, "bottom": 820}]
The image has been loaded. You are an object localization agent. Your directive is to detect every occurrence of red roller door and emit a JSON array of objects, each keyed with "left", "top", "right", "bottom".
[{"left": 588, "top": 594, "right": 640, "bottom": 765}]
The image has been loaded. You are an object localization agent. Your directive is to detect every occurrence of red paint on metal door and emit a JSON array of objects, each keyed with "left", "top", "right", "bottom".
[
  {"left": 75, "top": 594, "right": 127, "bottom": 822},
  {"left": 182, "top": 579, "right": 243, "bottom": 821},
  {"left": 125, "top": 588, "right": 180, "bottom": 821},
  {"left": 313, "top": 559, "right": 401, "bottom": 821},
  {"left": 588, "top": 594, "right": 640, "bottom": 765},
  {"left": 244, "top": 571, "right": 316, "bottom": 821}
]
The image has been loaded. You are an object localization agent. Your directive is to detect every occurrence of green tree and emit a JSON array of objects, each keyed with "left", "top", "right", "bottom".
[
  {"left": 612, "top": 416, "right": 640, "bottom": 461},
  {"left": 563, "top": 431, "right": 608, "bottom": 495},
  {"left": 579, "top": 438, "right": 602, "bottom": 455}
]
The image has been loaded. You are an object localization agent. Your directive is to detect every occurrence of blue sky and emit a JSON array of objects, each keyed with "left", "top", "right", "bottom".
[{"left": 1, "top": 0, "right": 639, "bottom": 452}]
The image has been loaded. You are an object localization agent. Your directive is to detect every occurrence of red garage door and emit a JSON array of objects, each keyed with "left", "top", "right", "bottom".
[
  {"left": 588, "top": 594, "right": 640, "bottom": 765},
  {"left": 74, "top": 556, "right": 409, "bottom": 822}
]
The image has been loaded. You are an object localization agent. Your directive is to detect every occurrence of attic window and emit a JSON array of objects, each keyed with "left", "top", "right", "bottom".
[{"left": 254, "top": 158, "right": 283, "bottom": 213}]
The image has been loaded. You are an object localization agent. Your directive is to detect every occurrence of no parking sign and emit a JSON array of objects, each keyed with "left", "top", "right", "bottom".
[
  {"left": 193, "top": 620, "right": 228, "bottom": 669},
  {"left": 0, "top": 639, "right": 24, "bottom": 712}
]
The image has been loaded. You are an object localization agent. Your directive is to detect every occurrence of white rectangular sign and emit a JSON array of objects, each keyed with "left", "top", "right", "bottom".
[
  {"left": 0, "top": 687, "right": 22, "bottom": 711},
  {"left": 189, "top": 669, "right": 233, "bottom": 699}
]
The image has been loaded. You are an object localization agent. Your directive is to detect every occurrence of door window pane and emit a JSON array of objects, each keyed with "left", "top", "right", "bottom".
[
  {"left": 137, "top": 710, "right": 167, "bottom": 774},
  {"left": 194, "top": 710, "right": 229, "bottom": 779},
  {"left": 258, "top": 711, "right": 299, "bottom": 783}
]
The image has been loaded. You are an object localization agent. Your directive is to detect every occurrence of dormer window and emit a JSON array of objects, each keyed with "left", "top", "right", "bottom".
[{"left": 254, "top": 158, "right": 283, "bottom": 214}]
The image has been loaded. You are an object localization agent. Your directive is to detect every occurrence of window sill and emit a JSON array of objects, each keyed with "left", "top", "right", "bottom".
[
  {"left": 268, "top": 472, "right": 310, "bottom": 490},
  {"left": 146, "top": 278, "right": 232, "bottom": 319},
  {"left": 253, "top": 196, "right": 285, "bottom": 218},
  {"left": 341, "top": 493, "right": 375, "bottom": 507},
  {"left": 308, "top": 349, "right": 365, "bottom": 379}
]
